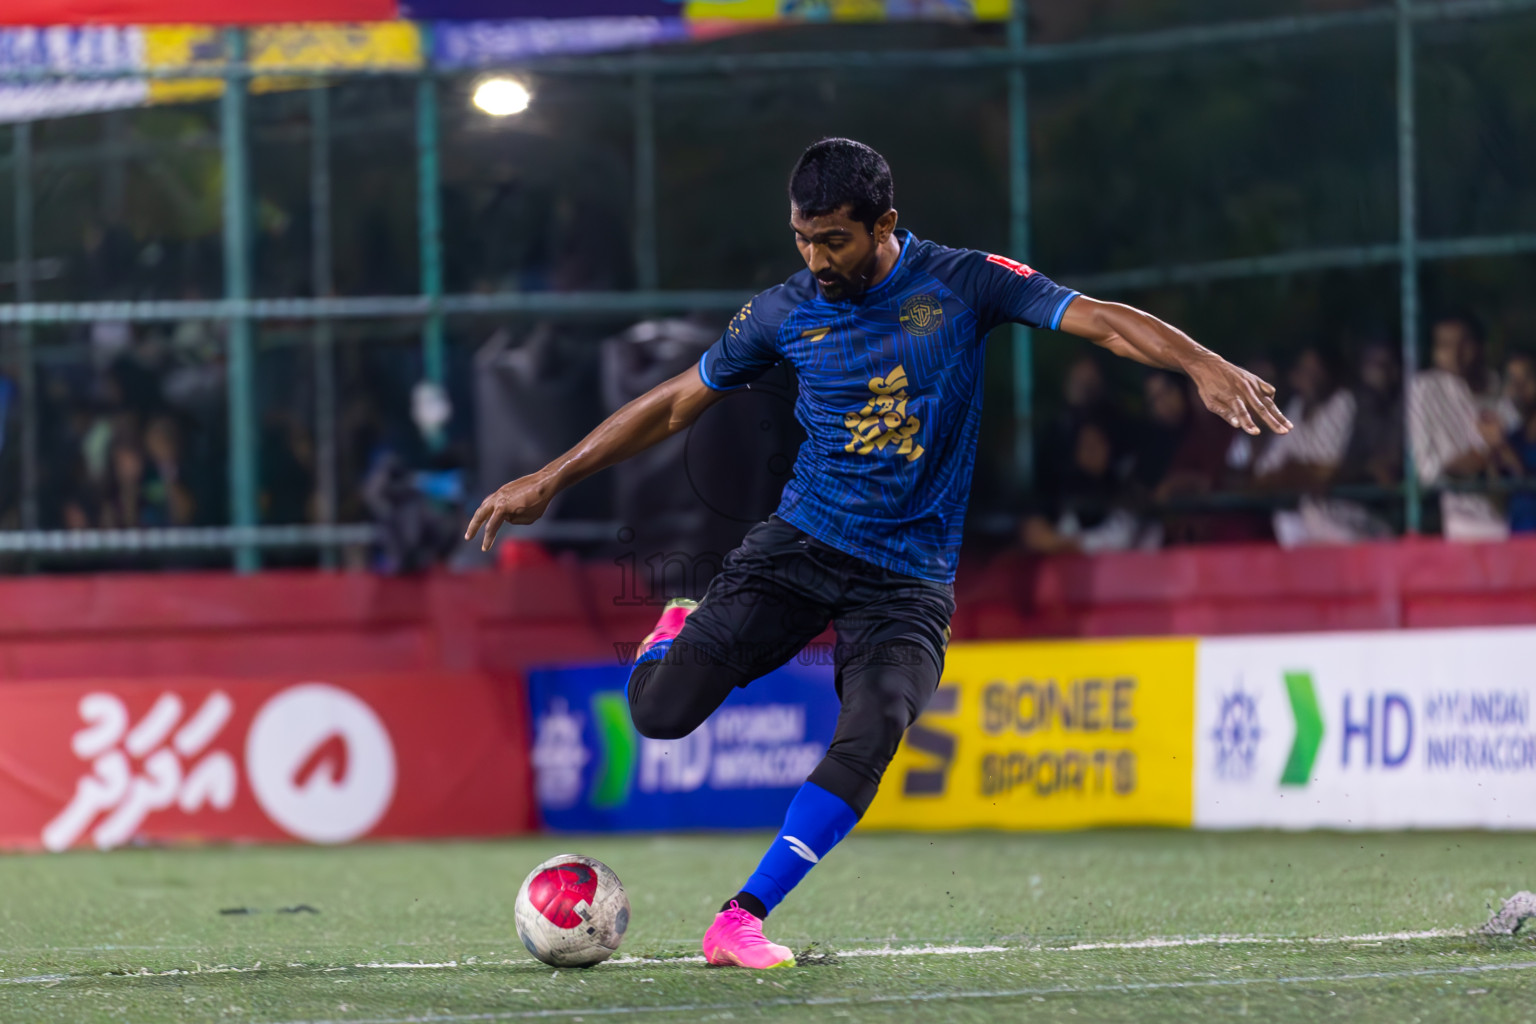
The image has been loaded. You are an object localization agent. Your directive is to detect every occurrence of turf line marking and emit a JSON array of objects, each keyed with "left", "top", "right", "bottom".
[
  {"left": 608, "top": 929, "right": 1470, "bottom": 963},
  {"left": 2, "top": 927, "right": 1509, "bottom": 990},
  {"left": 1057, "top": 927, "right": 1466, "bottom": 951},
  {"left": 259, "top": 959, "right": 1536, "bottom": 1024}
]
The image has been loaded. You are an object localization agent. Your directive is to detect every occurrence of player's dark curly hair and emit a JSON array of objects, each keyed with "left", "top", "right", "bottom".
[{"left": 788, "top": 138, "right": 894, "bottom": 231}]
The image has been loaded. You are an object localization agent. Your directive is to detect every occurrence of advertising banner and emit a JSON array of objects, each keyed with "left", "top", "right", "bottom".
[
  {"left": 527, "top": 661, "right": 840, "bottom": 831},
  {"left": 0, "top": 22, "right": 420, "bottom": 121},
  {"left": 0, "top": 674, "right": 532, "bottom": 850},
  {"left": 1195, "top": 627, "right": 1536, "bottom": 829},
  {"left": 432, "top": 19, "right": 694, "bottom": 67},
  {"left": 861, "top": 639, "right": 1197, "bottom": 830},
  {"left": 405, "top": 0, "right": 1010, "bottom": 22},
  {"left": 0, "top": 1, "right": 400, "bottom": 28},
  {"left": 145, "top": 22, "right": 422, "bottom": 104},
  {"left": 0, "top": 26, "right": 146, "bottom": 122}
]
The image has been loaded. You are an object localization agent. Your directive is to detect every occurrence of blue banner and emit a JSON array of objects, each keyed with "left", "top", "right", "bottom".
[
  {"left": 527, "top": 661, "right": 839, "bottom": 831},
  {"left": 433, "top": 17, "right": 690, "bottom": 67},
  {"left": 406, "top": 1, "right": 678, "bottom": 17}
]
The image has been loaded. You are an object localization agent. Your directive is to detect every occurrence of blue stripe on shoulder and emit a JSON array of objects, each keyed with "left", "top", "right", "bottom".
[
  {"left": 1049, "top": 291, "right": 1080, "bottom": 331},
  {"left": 697, "top": 350, "right": 726, "bottom": 391}
]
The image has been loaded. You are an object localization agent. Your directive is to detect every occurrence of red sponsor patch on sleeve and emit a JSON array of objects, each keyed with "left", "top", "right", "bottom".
[{"left": 986, "top": 253, "right": 1036, "bottom": 277}]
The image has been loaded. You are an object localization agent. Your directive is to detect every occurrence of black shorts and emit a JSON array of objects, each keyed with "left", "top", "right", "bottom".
[{"left": 676, "top": 515, "right": 956, "bottom": 680}]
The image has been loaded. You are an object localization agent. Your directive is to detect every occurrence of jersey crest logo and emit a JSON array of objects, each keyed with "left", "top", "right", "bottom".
[
  {"left": 727, "top": 301, "right": 752, "bottom": 340},
  {"left": 986, "top": 253, "right": 1036, "bottom": 277},
  {"left": 843, "top": 364, "right": 924, "bottom": 462},
  {"left": 899, "top": 294, "right": 945, "bottom": 337}
]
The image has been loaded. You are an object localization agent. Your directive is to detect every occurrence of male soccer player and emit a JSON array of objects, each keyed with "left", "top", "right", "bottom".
[{"left": 467, "top": 138, "right": 1291, "bottom": 969}]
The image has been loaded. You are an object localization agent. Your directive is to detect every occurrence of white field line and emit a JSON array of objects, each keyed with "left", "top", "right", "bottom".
[
  {"left": 0, "top": 927, "right": 1507, "bottom": 987},
  {"left": 1056, "top": 927, "right": 1468, "bottom": 952},
  {"left": 614, "top": 927, "right": 1471, "bottom": 963},
  {"left": 255, "top": 959, "right": 1536, "bottom": 1024},
  {"left": 0, "top": 927, "right": 1465, "bottom": 963}
]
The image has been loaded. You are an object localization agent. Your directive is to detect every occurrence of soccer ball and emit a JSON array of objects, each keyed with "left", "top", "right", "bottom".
[{"left": 514, "top": 854, "right": 630, "bottom": 967}]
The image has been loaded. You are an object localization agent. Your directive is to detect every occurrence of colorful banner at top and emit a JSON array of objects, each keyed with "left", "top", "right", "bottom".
[
  {"left": 409, "top": 0, "right": 1004, "bottom": 17},
  {"left": 0, "top": 1, "right": 398, "bottom": 27},
  {"left": 0, "top": 0, "right": 1008, "bottom": 27},
  {"left": 0, "top": 1, "right": 1008, "bottom": 120},
  {"left": 0, "top": 23, "right": 422, "bottom": 121}
]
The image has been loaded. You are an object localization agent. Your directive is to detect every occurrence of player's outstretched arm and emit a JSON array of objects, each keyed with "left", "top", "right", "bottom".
[
  {"left": 465, "top": 365, "right": 726, "bottom": 550},
  {"left": 1058, "top": 295, "right": 1292, "bottom": 436}
]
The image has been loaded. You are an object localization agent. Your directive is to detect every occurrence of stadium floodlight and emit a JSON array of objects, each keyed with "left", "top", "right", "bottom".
[{"left": 473, "top": 77, "right": 532, "bottom": 117}]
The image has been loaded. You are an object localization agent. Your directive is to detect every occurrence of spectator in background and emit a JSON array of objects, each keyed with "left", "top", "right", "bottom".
[
  {"left": 363, "top": 451, "right": 458, "bottom": 573},
  {"left": 1021, "top": 417, "right": 1159, "bottom": 555},
  {"left": 1256, "top": 347, "right": 1389, "bottom": 546},
  {"left": 1434, "top": 312, "right": 1518, "bottom": 431},
  {"left": 1037, "top": 355, "right": 1125, "bottom": 504},
  {"left": 102, "top": 420, "right": 191, "bottom": 530},
  {"left": 1337, "top": 341, "right": 1404, "bottom": 489},
  {"left": 105, "top": 431, "right": 145, "bottom": 529},
  {"left": 1223, "top": 353, "right": 1283, "bottom": 479},
  {"left": 1132, "top": 371, "right": 1189, "bottom": 493},
  {"left": 1255, "top": 348, "right": 1355, "bottom": 488},
  {"left": 260, "top": 412, "right": 315, "bottom": 526},
  {"left": 1150, "top": 376, "right": 1264, "bottom": 545},
  {"left": 1502, "top": 352, "right": 1536, "bottom": 533},
  {"left": 143, "top": 416, "right": 194, "bottom": 527},
  {"left": 1410, "top": 313, "right": 1510, "bottom": 541}
]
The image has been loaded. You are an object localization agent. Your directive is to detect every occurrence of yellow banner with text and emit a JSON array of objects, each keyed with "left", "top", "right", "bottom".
[
  {"left": 146, "top": 23, "right": 422, "bottom": 105},
  {"left": 861, "top": 638, "right": 1196, "bottom": 830}
]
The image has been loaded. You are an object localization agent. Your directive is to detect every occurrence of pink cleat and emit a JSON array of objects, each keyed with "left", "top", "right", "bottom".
[
  {"left": 638, "top": 597, "right": 698, "bottom": 658},
  {"left": 703, "top": 901, "right": 796, "bottom": 969}
]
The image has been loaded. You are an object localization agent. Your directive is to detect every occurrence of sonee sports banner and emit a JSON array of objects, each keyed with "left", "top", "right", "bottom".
[{"left": 861, "top": 639, "right": 1197, "bottom": 830}]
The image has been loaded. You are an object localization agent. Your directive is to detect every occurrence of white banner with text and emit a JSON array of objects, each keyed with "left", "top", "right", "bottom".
[{"left": 1195, "top": 626, "right": 1536, "bottom": 829}]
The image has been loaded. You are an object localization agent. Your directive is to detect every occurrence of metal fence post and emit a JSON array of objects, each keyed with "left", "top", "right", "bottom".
[
  {"left": 311, "top": 86, "right": 338, "bottom": 569},
  {"left": 1397, "top": 0, "right": 1422, "bottom": 534},
  {"left": 1008, "top": 1, "right": 1034, "bottom": 487},
  {"left": 416, "top": 42, "right": 446, "bottom": 444},
  {"left": 221, "top": 28, "right": 259, "bottom": 572}
]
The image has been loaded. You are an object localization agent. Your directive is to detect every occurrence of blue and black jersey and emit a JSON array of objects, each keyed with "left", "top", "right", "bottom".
[{"left": 699, "top": 229, "right": 1080, "bottom": 583}]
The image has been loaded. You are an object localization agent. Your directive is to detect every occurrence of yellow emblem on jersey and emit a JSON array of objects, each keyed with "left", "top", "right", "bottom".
[
  {"left": 844, "top": 364, "right": 924, "bottom": 462},
  {"left": 899, "top": 294, "right": 944, "bottom": 337},
  {"left": 727, "top": 301, "right": 753, "bottom": 340}
]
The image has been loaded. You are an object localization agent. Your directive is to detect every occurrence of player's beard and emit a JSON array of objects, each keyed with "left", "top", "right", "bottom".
[{"left": 816, "top": 247, "right": 882, "bottom": 302}]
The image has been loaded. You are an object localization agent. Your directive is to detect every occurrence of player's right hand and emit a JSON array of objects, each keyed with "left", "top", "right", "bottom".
[{"left": 465, "top": 474, "right": 554, "bottom": 551}]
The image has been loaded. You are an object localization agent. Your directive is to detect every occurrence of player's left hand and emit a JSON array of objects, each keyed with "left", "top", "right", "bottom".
[
  {"left": 1186, "top": 356, "right": 1292, "bottom": 436},
  {"left": 465, "top": 472, "right": 555, "bottom": 551}
]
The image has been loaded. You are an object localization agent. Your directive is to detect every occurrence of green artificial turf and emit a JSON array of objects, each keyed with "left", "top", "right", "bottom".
[{"left": 0, "top": 830, "right": 1532, "bottom": 1022}]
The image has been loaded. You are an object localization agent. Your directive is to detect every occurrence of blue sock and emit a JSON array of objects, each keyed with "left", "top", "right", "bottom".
[
  {"left": 741, "top": 781, "right": 860, "bottom": 915},
  {"left": 627, "top": 637, "right": 674, "bottom": 702}
]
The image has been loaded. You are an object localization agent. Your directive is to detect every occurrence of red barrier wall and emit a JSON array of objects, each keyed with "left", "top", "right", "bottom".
[
  {"left": 2, "top": 538, "right": 1535, "bottom": 685},
  {"left": 949, "top": 536, "right": 1536, "bottom": 640},
  {"left": 0, "top": 563, "right": 655, "bottom": 682},
  {"left": 1, "top": 538, "right": 1532, "bottom": 849}
]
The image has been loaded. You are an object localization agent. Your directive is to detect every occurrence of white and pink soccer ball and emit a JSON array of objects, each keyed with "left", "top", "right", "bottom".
[{"left": 514, "top": 854, "right": 630, "bottom": 967}]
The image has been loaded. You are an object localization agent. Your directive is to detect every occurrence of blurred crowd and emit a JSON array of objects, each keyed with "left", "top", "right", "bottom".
[
  {"left": 8, "top": 293, "right": 1536, "bottom": 571},
  {"left": 30, "top": 313, "right": 310, "bottom": 536},
  {"left": 1022, "top": 311, "right": 1536, "bottom": 555}
]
